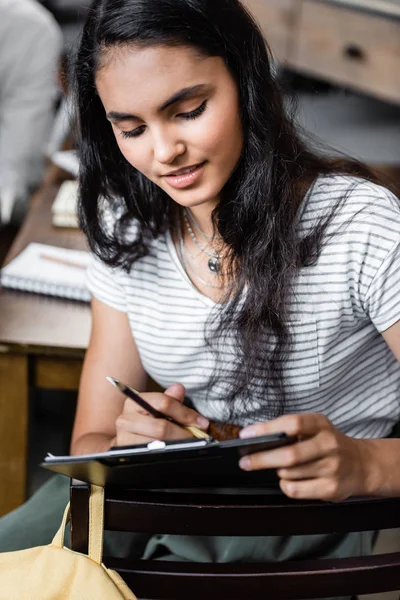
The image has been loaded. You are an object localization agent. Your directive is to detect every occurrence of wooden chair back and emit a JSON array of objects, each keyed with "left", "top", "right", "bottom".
[{"left": 70, "top": 482, "right": 400, "bottom": 599}]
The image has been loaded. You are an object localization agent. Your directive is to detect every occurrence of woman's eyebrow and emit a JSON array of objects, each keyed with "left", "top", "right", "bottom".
[
  {"left": 159, "top": 84, "right": 206, "bottom": 111},
  {"left": 106, "top": 84, "right": 207, "bottom": 123}
]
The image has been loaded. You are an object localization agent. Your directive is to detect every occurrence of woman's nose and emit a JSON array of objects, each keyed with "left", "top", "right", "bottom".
[{"left": 152, "top": 130, "right": 186, "bottom": 164}]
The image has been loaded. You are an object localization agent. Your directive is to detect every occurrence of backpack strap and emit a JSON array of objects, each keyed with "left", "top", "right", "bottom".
[
  {"left": 51, "top": 484, "right": 105, "bottom": 565},
  {"left": 88, "top": 484, "right": 105, "bottom": 564},
  {"left": 52, "top": 502, "right": 71, "bottom": 548}
]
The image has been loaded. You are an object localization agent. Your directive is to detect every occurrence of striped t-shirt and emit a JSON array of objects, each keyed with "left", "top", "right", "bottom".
[{"left": 87, "top": 175, "right": 400, "bottom": 439}]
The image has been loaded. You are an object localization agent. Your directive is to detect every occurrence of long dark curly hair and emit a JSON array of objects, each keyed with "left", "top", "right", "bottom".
[{"left": 74, "top": 0, "right": 379, "bottom": 419}]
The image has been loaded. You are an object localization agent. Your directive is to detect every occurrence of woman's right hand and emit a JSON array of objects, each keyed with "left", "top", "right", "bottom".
[{"left": 113, "top": 383, "right": 210, "bottom": 447}]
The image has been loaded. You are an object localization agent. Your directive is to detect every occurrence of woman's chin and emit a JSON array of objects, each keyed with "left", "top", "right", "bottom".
[{"left": 170, "top": 187, "right": 223, "bottom": 210}]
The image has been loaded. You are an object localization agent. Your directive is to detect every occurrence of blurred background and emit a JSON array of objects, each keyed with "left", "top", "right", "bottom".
[
  {"left": 1, "top": 0, "right": 400, "bottom": 259},
  {"left": 0, "top": 2, "right": 399, "bottom": 597}
]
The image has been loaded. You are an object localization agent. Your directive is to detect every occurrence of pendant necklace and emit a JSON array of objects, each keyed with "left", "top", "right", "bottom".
[
  {"left": 183, "top": 211, "right": 224, "bottom": 274},
  {"left": 177, "top": 215, "right": 224, "bottom": 289}
]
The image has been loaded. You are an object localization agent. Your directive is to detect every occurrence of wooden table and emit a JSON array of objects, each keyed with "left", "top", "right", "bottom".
[{"left": 0, "top": 179, "right": 91, "bottom": 516}]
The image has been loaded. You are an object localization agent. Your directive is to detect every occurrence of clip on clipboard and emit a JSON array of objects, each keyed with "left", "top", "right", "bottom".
[{"left": 42, "top": 433, "right": 297, "bottom": 489}]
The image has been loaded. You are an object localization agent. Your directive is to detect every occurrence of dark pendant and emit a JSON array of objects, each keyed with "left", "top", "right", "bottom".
[{"left": 208, "top": 256, "right": 221, "bottom": 273}]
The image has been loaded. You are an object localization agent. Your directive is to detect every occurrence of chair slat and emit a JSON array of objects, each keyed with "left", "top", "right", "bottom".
[
  {"left": 105, "top": 553, "right": 400, "bottom": 599},
  {"left": 104, "top": 491, "right": 400, "bottom": 535}
]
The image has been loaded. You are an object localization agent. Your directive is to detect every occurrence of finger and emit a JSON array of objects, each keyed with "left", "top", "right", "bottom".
[
  {"left": 164, "top": 383, "right": 186, "bottom": 402},
  {"left": 277, "top": 457, "right": 331, "bottom": 480},
  {"left": 142, "top": 392, "right": 209, "bottom": 430},
  {"left": 239, "top": 437, "right": 326, "bottom": 471},
  {"left": 117, "top": 411, "right": 194, "bottom": 441},
  {"left": 115, "top": 431, "right": 153, "bottom": 447},
  {"left": 121, "top": 391, "right": 208, "bottom": 430},
  {"left": 239, "top": 413, "right": 329, "bottom": 440},
  {"left": 279, "top": 477, "right": 346, "bottom": 502},
  {"left": 122, "top": 397, "right": 151, "bottom": 417}
]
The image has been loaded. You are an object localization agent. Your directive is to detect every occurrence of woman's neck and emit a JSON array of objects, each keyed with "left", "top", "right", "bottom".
[{"left": 185, "top": 200, "right": 218, "bottom": 239}]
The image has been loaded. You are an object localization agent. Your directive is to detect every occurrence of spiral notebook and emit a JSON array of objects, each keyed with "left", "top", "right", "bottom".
[{"left": 0, "top": 242, "right": 91, "bottom": 302}]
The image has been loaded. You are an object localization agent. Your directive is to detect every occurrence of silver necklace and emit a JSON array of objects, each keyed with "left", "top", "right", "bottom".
[
  {"left": 182, "top": 237, "right": 206, "bottom": 267},
  {"left": 177, "top": 218, "right": 224, "bottom": 289},
  {"left": 185, "top": 207, "right": 220, "bottom": 241},
  {"left": 183, "top": 212, "right": 224, "bottom": 274}
]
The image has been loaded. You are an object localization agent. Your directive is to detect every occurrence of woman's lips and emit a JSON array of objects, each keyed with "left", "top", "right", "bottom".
[{"left": 163, "top": 162, "right": 206, "bottom": 189}]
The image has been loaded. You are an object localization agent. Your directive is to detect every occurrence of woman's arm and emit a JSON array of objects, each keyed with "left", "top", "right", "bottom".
[
  {"left": 238, "top": 320, "right": 400, "bottom": 501},
  {"left": 70, "top": 297, "right": 209, "bottom": 455},
  {"left": 382, "top": 320, "right": 400, "bottom": 361},
  {"left": 70, "top": 297, "right": 148, "bottom": 455}
]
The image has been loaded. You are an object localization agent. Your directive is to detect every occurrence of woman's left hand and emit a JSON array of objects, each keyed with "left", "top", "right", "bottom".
[{"left": 239, "top": 413, "right": 375, "bottom": 501}]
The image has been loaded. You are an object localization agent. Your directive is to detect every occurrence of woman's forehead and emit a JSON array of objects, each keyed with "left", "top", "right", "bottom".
[
  {"left": 97, "top": 44, "right": 214, "bottom": 80},
  {"left": 95, "top": 44, "right": 229, "bottom": 112}
]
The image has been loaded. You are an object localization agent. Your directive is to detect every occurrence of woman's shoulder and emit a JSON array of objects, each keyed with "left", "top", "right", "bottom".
[{"left": 302, "top": 173, "right": 400, "bottom": 229}]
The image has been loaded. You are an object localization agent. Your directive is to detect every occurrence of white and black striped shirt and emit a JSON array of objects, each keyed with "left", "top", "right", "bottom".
[{"left": 87, "top": 175, "right": 400, "bottom": 438}]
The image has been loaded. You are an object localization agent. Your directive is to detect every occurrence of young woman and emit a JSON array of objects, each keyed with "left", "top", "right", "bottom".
[{"left": 1, "top": 0, "right": 399, "bottom": 591}]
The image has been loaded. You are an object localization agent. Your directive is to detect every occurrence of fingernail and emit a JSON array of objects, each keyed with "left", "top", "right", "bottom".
[
  {"left": 239, "top": 427, "right": 257, "bottom": 439},
  {"left": 197, "top": 417, "right": 209, "bottom": 429},
  {"left": 239, "top": 457, "right": 251, "bottom": 470}
]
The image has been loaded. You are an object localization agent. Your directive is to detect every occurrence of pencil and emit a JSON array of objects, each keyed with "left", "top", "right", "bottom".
[
  {"left": 40, "top": 253, "right": 87, "bottom": 270},
  {"left": 106, "top": 377, "right": 211, "bottom": 440}
]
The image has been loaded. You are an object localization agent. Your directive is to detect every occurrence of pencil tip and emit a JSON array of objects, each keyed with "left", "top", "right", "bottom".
[{"left": 106, "top": 376, "right": 119, "bottom": 387}]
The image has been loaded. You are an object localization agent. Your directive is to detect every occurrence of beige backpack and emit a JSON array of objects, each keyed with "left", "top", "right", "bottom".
[{"left": 0, "top": 484, "right": 137, "bottom": 599}]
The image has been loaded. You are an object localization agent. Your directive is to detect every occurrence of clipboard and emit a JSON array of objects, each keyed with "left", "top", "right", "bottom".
[{"left": 41, "top": 433, "right": 296, "bottom": 489}]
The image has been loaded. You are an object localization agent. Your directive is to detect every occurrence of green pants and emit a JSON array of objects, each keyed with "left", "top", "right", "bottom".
[{"left": 0, "top": 474, "right": 373, "bottom": 599}]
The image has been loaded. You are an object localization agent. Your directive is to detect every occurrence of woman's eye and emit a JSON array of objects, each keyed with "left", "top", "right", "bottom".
[
  {"left": 118, "top": 100, "right": 207, "bottom": 139},
  {"left": 178, "top": 100, "right": 207, "bottom": 121},
  {"left": 120, "top": 125, "right": 146, "bottom": 139}
]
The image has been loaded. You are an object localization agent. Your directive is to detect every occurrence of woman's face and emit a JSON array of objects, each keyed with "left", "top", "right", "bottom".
[{"left": 96, "top": 44, "right": 243, "bottom": 211}]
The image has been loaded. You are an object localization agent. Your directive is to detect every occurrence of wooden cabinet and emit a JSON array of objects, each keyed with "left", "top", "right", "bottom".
[
  {"left": 242, "top": 0, "right": 400, "bottom": 105},
  {"left": 242, "top": 0, "right": 299, "bottom": 62},
  {"left": 290, "top": 1, "right": 400, "bottom": 105}
]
